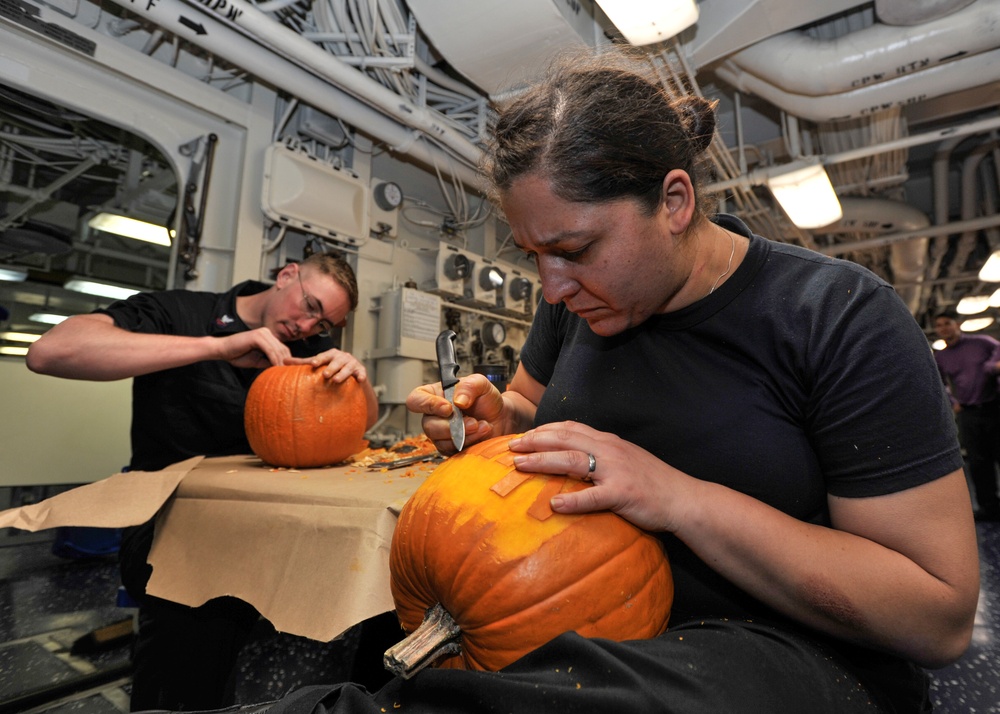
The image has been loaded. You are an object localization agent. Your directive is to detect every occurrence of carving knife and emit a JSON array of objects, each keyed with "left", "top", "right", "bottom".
[{"left": 436, "top": 329, "right": 466, "bottom": 451}]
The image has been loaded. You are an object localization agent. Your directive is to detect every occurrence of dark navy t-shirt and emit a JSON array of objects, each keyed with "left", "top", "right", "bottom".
[{"left": 520, "top": 214, "right": 961, "bottom": 622}]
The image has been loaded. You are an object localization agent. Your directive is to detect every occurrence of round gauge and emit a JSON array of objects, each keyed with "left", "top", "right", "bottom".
[
  {"left": 509, "top": 277, "right": 532, "bottom": 301},
  {"left": 481, "top": 320, "right": 506, "bottom": 349},
  {"left": 373, "top": 181, "right": 403, "bottom": 210},
  {"left": 444, "top": 253, "right": 471, "bottom": 280},
  {"left": 480, "top": 266, "right": 505, "bottom": 291}
]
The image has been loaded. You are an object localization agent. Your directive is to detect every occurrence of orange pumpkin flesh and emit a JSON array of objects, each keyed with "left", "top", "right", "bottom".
[
  {"left": 388, "top": 434, "right": 672, "bottom": 675},
  {"left": 244, "top": 364, "right": 368, "bottom": 468}
]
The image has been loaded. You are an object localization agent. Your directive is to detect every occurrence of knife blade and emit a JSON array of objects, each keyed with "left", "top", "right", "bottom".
[
  {"left": 368, "top": 453, "right": 442, "bottom": 470},
  {"left": 436, "top": 329, "right": 466, "bottom": 451}
]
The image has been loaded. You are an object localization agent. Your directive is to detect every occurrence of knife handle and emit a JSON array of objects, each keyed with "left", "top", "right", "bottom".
[{"left": 436, "top": 329, "right": 461, "bottom": 390}]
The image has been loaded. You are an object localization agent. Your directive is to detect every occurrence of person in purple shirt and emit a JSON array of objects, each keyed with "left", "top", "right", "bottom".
[{"left": 934, "top": 309, "right": 1000, "bottom": 520}]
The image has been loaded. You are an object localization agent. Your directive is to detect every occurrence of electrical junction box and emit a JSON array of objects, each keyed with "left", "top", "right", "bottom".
[
  {"left": 371, "top": 287, "right": 441, "bottom": 361},
  {"left": 261, "top": 143, "right": 369, "bottom": 244},
  {"left": 371, "top": 287, "right": 442, "bottom": 404}
]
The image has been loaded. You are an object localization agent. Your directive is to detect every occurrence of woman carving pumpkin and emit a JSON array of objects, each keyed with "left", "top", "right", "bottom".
[{"left": 401, "top": 49, "right": 979, "bottom": 714}]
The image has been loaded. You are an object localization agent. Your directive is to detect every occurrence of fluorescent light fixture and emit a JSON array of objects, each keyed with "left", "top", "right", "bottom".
[
  {"left": 596, "top": 0, "right": 699, "bottom": 45},
  {"left": 0, "top": 345, "right": 28, "bottom": 356},
  {"left": 957, "top": 294, "right": 991, "bottom": 315},
  {"left": 980, "top": 249, "right": 1000, "bottom": 282},
  {"left": 989, "top": 287, "right": 1000, "bottom": 307},
  {"left": 0, "top": 331, "right": 41, "bottom": 343},
  {"left": 88, "top": 212, "right": 170, "bottom": 246},
  {"left": 931, "top": 339, "right": 947, "bottom": 351},
  {"left": 961, "top": 316, "right": 994, "bottom": 332},
  {"left": 64, "top": 278, "right": 140, "bottom": 301},
  {"left": 0, "top": 267, "right": 28, "bottom": 281},
  {"left": 766, "top": 161, "right": 843, "bottom": 229},
  {"left": 30, "top": 312, "right": 70, "bottom": 325}
]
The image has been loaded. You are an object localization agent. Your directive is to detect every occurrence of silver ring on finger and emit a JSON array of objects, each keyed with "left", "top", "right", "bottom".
[{"left": 582, "top": 452, "right": 597, "bottom": 482}]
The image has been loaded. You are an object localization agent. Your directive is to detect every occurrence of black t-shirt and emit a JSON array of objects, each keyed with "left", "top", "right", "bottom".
[
  {"left": 98, "top": 280, "right": 322, "bottom": 472},
  {"left": 519, "top": 214, "right": 961, "bottom": 704}
]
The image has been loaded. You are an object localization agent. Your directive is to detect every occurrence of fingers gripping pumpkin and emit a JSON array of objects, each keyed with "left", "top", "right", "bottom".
[
  {"left": 387, "top": 434, "right": 672, "bottom": 676},
  {"left": 244, "top": 364, "right": 368, "bottom": 468}
]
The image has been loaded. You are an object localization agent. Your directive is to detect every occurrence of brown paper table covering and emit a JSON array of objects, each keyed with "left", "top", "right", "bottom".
[{"left": 0, "top": 454, "right": 437, "bottom": 642}]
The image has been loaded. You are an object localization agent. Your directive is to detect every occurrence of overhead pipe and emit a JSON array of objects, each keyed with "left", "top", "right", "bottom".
[
  {"left": 174, "top": 0, "right": 481, "bottom": 166},
  {"left": 951, "top": 138, "right": 1000, "bottom": 276},
  {"left": 874, "top": 0, "right": 976, "bottom": 26},
  {"left": 715, "top": 46, "right": 1000, "bottom": 123},
  {"left": 706, "top": 112, "right": 1000, "bottom": 195},
  {"left": 822, "top": 197, "right": 930, "bottom": 314},
  {"left": 101, "top": 0, "right": 482, "bottom": 188},
  {"left": 818, "top": 214, "right": 1000, "bottom": 255},
  {"left": 724, "top": 0, "right": 998, "bottom": 97}
]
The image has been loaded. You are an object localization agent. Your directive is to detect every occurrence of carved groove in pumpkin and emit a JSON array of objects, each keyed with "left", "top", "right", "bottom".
[{"left": 387, "top": 435, "right": 672, "bottom": 676}]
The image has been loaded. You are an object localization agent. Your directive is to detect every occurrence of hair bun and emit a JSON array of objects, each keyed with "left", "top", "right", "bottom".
[{"left": 673, "top": 95, "right": 718, "bottom": 155}]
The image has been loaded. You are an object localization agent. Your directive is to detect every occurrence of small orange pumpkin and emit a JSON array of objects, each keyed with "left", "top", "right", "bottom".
[
  {"left": 387, "top": 434, "right": 672, "bottom": 675},
  {"left": 244, "top": 364, "right": 368, "bottom": 468}
]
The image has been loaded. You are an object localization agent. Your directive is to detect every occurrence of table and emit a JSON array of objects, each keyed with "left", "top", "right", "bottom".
[{"left": 0, "top": 453, "right": 437, "bottom": 642}]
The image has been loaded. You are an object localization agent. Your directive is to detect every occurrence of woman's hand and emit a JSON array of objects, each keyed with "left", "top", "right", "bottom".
[
  {"left": 508, "top": 421, "right": 694, "bottom": 532},
  {"left": 406, "top": 373, "right": 505, "bottom": 454}
]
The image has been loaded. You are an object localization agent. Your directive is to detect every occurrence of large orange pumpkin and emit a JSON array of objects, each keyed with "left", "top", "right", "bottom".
[
  {"left": 387, "top": 434, "right": 672, "bottom": 676},
  {"left": 244, "top": 364, "right": 368, "bottom": 468}
]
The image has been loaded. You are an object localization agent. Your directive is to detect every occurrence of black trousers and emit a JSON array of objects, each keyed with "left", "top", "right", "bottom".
[
  {"left": 121, "top": 522, "right": 403, "bottom": 712},
  {"left": 130, "top": 594, "right": 259, "bottom": 712},
  {"left": 158, "top": 618, "right": 929, "bottom": 714},
  {"left": 957, "top": 400, "right": 1000, "bottom": 513}
]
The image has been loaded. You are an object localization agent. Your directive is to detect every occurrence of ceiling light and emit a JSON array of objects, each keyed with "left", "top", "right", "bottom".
[
  {"left": 30, "top": 312, "right": 70, "bottom": 325},
  {"left": 961, "top": 317, "right": 994, "bottom": 332},
  {"left": 980, "top": 249, "right": 1000, "bottom": 282},
  {"left": 0, "top": 345, "right": 28, "bottom": 356},
  {"left": 88, "top": 212, "right": 170, "bottom": 246},
  {"left": 766, "top": 161, "right": 843, "bottom": 229},
  {"left": 956, "top": 294, "right": 991, "bottom": 315},
  {"left": 0, "top": 332, "right": 41, "bottom": 342},
  {"left": 0, "top": 267, "right": 28, "bottom": 281},
  {"left": 0, "top": 331, "right": 41, "bottom": 343},
  {"left": 64, "top": 278, "right": 140, "bottom": 300},
  {"left": 595, "top": 0, "right": 699, "bottom": 45},
  {"left": 931, "top": 339, "right": 947, "bottom": 351}
]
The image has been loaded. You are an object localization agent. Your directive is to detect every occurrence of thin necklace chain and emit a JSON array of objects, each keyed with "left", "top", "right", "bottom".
[{"left": 708, "top": 230, "right": 736, "bottom": 296}]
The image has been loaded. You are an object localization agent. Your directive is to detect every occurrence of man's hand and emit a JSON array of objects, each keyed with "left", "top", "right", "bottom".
[{"left": 215, "top": 327, "right": 294, "bottom": 369}]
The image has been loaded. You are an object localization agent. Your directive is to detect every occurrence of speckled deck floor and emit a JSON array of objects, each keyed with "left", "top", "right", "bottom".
[{"left": 1, "top": 523, "right": 998, "bottom": 713}]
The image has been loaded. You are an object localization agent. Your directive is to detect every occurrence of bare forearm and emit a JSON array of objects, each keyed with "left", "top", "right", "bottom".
[
  {"left": 499, "top": 390, "right": 539, "bottom": 435},
  {"left": 674, "top": 474, "right": 978, "bottom": 667},
  {"left": 26, "top": 315, "right": 226, "bottom": 381}
]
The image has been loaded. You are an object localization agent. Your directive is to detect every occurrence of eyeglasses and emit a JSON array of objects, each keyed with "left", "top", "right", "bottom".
[{"left": 297, "top": 270, "right": 336, "bottom": 337}]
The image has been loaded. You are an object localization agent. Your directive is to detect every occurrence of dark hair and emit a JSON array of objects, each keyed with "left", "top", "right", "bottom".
[
  {"left": 302, "top": 252, "right": 359, "bottom": 312},
  {"left": 934, "top": 309, "right": 960, "bottom": 322},
  {"left": 483, "top": 48, "right": 718, "bottom": 220}
]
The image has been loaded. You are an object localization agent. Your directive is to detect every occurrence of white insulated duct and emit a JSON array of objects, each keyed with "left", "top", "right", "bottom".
[
  {"left": 825, "top": 197, "right": 930, "bottom": 314},
  {"left": 716, "top": 47, "right": 1000, "bottom": 122},
  {"left": 724, "top": 0, "right": 999, "bottom": 97},
  {"left": 875, "top": 0, "right": 977, "bottom": 26},
  {"left": 102, "top": 0, "right": 483, "bottom": 187}
]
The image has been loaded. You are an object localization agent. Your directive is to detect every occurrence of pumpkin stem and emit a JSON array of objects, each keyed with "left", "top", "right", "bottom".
[{"left": 383, "top": 602, "right": 462, "bottom": 679}]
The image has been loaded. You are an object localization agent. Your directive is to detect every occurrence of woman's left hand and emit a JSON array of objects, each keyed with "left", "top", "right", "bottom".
[{"left": 508, "top": 421, "right": 692, "bottom": 532}]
